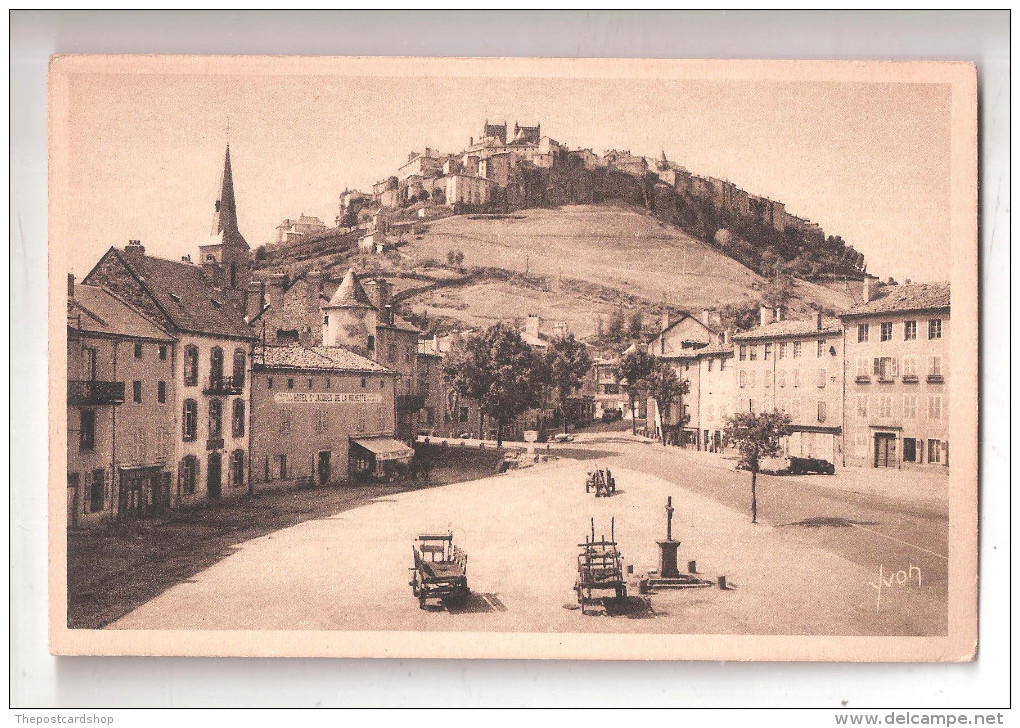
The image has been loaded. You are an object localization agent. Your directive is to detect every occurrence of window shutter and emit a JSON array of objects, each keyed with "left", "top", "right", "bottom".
[{"left": 891, "top": 358, "right": 899, "bottom": 376}]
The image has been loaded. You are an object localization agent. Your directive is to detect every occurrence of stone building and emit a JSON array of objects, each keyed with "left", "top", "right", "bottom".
[
  {"left": 83, "top": 146, "right": 259, "bottom": 507},
  {"left": 249, "top": 345, "right": 407, "bottom": 488},
  {"left": 66, "top": 278, "right": 177, "bottom": 527},
  {"left": 840, "top": 278, "right": 950, "bottom": 469},
  {"left": 275, "top": 214, "right": 327, "bottom": 245},
  {"left": 733, "top": 309, "right": 845, "bottom": 465}
]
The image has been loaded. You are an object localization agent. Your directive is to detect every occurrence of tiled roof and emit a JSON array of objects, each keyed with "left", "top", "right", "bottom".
[
  {"left": 733, "top": 317, "right": 842, "bottom": 341},
  {"left": 258, "top": 345, "right": 394, "bottom": 373},
  {"left": 115, "top": 250, "right": 256, "bottom": 339},
  {"left": 841, "top": 282, "right": 950, "bottom": 317},
  {"left": 68, "top": 284, "right": 174, "bottom": 341},
  {"left": 312, "top": 346, "right": 395, "bottom": 373},
  {"left": 326, "top": 269, "right": 375, "bottom": 308}
]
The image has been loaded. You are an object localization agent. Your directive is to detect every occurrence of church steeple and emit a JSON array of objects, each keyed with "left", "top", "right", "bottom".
[
  {"left": 199, "top": 145, "right": 251, "bottom": 296},
  {"left": 211, "top": 145, "right": 246, "bottom": 248}
]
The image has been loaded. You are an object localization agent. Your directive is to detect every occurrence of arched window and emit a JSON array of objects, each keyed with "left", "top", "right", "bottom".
[
  {"left": 179, "top": 455, "right": 198, "bottom": 495},
  {"left": 231, "top": 449, "right": 245, "bottom": 488},
  {"left": 232, "top": 348, "right": 246, "bottom": 388},
  {"left": 209, "top": 399, "right": 223, "bottom": 438},
  {"left": 182, "top": 399, "right": 198, "bottom": 441},
  {"left": 183, "top": 345, "right": 199, "bottom": 386},
  {"left": 232, "top": 399, "right": 245, "bottom": 437},
  {"left": 209, "top": 347, "right": 224, "bottom": 385}
]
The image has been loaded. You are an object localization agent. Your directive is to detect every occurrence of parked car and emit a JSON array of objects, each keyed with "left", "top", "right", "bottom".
[
  {"left": 786, "top": 456, "right": 835, "bottom": 475},
  {"left": 601, "top": 408, "right": 623, "bottom": 423}
]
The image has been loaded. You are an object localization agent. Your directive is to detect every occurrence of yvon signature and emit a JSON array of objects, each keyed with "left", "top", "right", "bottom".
[{"left": 870, "top": 564, "right": 922, "bottom": 610}]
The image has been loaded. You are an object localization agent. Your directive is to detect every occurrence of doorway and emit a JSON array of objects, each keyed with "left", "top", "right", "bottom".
[
  {"left": 207, "top": 452, "right": 222, "bottom": 498},
  {"left": 874, "top": 433, "right": 897, "bottom": 468},
  {"left": 317, "top": 451, "right": 332, "bottom": 486}
]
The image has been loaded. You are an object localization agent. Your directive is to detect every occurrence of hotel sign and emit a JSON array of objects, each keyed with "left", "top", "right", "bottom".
[{"left": 273, "top": 392, "right": 384, "bottom": 405}]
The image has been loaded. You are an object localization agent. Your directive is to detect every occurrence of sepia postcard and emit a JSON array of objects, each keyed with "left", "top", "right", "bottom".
[{"left": 48, "top": 56, "right": 978, "bottom": 661}]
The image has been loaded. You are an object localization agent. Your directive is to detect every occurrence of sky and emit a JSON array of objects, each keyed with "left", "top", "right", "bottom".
[{"left": 60, "top": 67, "right": 952, "bottom": 283}]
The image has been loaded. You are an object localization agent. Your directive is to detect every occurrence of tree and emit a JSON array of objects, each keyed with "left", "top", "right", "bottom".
[
  {"left": 454, "top": 250, "right": 465, "bottom": 266},
  {"left": 547, "top": 334, "right": 593, "bottom": 434},
  {"left": 443, "top": 323, "right": 540, "bottom": 447},
  {"left": 607, "top": 306, "right": 626, "bottom": 341},
  {"left": 619, "top": 348, "right": 654, "bottom": 435},
  {"left": 645, "top": 358, "right": 690, "bottom": 446},
  {"left": 446, "top": 249, "right": 457, "bottom": 265},
  {"left": 722, "top": 410, "right": 792, "bottom": 523},
  {"left": 628, "top": 310, "right": 644, "bottom": 339}
]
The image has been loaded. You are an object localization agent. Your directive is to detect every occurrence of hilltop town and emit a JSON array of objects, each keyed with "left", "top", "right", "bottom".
[{"left": 66, "top": 128, "right": 950, "bottom": 639}]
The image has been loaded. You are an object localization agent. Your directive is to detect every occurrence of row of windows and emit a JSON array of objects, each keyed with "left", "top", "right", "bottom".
[
  {"left": 739, "top": 339, "right": 825, "bottom": 361},
  {"left": 183, "top": 346, "right": 246, "bottom": 388},
  {"left": 266, "top": 376, "right": 387, "bottom": 390},
  {"left": 855, "top": 356, "right": 943, "bottom": 380},
  {"left": 128, "top": 380, "right": 168, "bottom": 404},
  {"left": 132, "top": 342, "right": 169, "bottom": 361},
  {"left": 852, "top": 435, "right": 946, "bottom": 464},
  {"left": 746, "top": 399, "right": 828, "bottom": 423},
  {"left": 857, "top": 318, "right": 942, "bottom": 343},
  {"left": 739, "top": 368, "right": 827, "bottom": 389},
  {"left": 182, "top": 398, "right": 245, "bottom": 441},
  {"left": 178, "top": 452, "right": 244, "bottom": 495},
  {"left": 856, "top": 394, "right": 943, "bottom": 420}
]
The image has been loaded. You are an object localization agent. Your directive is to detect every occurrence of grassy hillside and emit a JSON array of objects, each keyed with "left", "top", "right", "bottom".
[
  {"left": 255, "top": 202, "right": 856, "bottom": 340},
  {"left": 400, "top": 203, "right": 853, "bottom": 328}
]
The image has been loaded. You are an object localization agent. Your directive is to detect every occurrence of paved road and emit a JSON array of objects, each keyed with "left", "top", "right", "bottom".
[
  {"left": 607, "top": 441, "right": 949, "bottom": 612},
  {"left": 113, "top": 437, "right": 948, "bottom": 637}
]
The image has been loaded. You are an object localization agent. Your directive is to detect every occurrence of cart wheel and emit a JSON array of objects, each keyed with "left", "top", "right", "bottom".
[{"left": 419, "top": 592, "right": 427, "bottom": 609}]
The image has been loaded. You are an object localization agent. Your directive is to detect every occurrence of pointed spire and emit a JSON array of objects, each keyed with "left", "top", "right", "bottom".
[{"left": 212, "top": 145, "right": 238, "bottom": 237}]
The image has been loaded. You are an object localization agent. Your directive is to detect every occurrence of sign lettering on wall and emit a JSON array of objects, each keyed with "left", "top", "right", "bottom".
[{"left": 273, "top": 392, "right": 384, "bottom": 404}]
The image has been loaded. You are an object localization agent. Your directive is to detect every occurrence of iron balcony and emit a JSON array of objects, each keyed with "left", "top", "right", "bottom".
[
  {"left": 68, "top": 380, "right": 126, "bottom": 405},
  {"left": 203, "top": 375, "right": 244, "bottom": 395}
]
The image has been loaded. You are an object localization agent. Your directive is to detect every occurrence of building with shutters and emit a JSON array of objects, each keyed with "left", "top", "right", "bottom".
[
  {"left": 81, "top": 146, "right": 259, "bottom": 509},
  {"left": 249, "top": 345, "right": 406, "bottom": 489},
  {"left": 66, "top": 277, "right": 177, "bottom": 527},
  {"left": 840, "top": 278, "right": 950, "bottom": 469},
  {"left": 732, "top": 309, "right": 845, "bottom": 465}
]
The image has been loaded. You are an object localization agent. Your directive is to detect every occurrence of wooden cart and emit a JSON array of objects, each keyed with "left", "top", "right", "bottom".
[
  {"left": 584, "top": 468, "right": 617, "bottom": 497},
  {"left": 575, "top": 517, "right": 627, "bottom": 615},
  {"left": 410, "top": 532, "right": 469, "bottom": 609}
]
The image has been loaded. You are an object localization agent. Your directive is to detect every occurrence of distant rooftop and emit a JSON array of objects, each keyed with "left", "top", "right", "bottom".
[{"left": 841, "top": 282, "right": 950, "bottom": 318}]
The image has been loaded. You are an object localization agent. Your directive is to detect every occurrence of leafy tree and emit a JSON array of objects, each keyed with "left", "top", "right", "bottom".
[
  {"left": 606, "top": 306, "right": 626, "bottom": 342},
  {"left": 443, "top": 323, "right": 540, "bottom": 447},
  {"left": 722, "top": 410, "right": 792, "bottom": 523},
  {"left": 447, "top": 249, "right": 457, "bottom": 265},
  {"left": 646, "top": 358, "right": 690, "bottom": 446},
  {"left": 546, "top": 334, "right": 593, "bottom": 434},
  {"left": 628, "top": 310, "right": 644, "bottom": 339},
  {"left": 619, "top": 348, "right": 655, "bottom": 435},
  {"left": 454, "top": 250, "right": 465, "bottom": 266}
]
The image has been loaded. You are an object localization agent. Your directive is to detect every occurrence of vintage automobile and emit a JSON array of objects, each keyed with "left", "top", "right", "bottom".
[{"left": 786, "top": 456, "right": 836, "bottom": 475}]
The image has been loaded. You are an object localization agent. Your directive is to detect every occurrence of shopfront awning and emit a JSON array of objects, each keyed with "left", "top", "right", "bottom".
[{"left": 352, "top": 437, "right": 415, "bottom": 462}]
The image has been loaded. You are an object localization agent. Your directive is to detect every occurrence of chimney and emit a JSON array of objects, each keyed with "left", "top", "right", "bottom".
[
  {"left": 267, "top": 272, "right": 288, "bottom": 307},
  {"left": 701, "top": 309, "right": 712, "bottom": 328},
  {"left": 526, "top": 314, "right": 541, "bottom": 339},
  {"left": 774, "top": 307, "right": 782, "bottom": 322},
  {"left": 816, "top": 312, "right": 823, "bottom": 331},
  {"left": 759, "top": 305, "right": 774, "bottom": 327},
  {"left": 124, "top": 239, "right": 145, "bottom": 258},
  {"left": 306, "top": 269, "right": 324, "bottom": 311},
  {"left": 245, "top": 280, "right": 265, "bottom": 321},
  {"left": 862, "top": 274, "right": 880, "bottom": 303},
  {"left": 384, "top": 304, "right": 394, "bottom": 326},
  {"left": 661, "top": 311, "right": 671, "bottom": 332},
  {"left": 67, "top": 273, "right": 75, "bottom": 297},
  {"left": 364, "top": 278, "right": 391, "bottom": 311}
]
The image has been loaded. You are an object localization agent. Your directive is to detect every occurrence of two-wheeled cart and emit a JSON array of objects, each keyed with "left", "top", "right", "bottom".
[
  {"left": 584, "top": 468, "right": 616, "bottom": 497},
  {"left": 575, "top": 517, "right": 627, "bottom": 615},
  {"left": 410, "top": 532, "right": 469, "bottom": 609}
]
